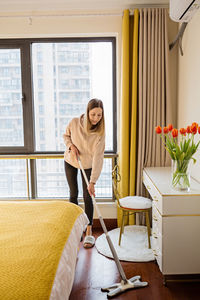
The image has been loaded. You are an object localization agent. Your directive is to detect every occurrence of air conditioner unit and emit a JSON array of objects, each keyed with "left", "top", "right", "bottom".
[{"left": 170, "top": 0, "right": 200, "bottom": 22}]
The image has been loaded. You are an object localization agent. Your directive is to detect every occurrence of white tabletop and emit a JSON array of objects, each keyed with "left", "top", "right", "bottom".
[{"left": 144, "top": 167, "right": 200, "bottom": 196}]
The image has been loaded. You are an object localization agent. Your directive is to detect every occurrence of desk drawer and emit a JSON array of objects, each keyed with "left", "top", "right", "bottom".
[
  {"left": 153, "top": 247, "right": 163, "bottom": 272},
  {"left": 152, "top": 204, "right": 162, "bottom": 252},
  {"left": 143, "top": 170, "right": 162, "bottom": 213},
  {"left": 152, "top": 209, "right": 163, "bottom": 272},
  {"left": 152, "top": 204, "right": 162, "bottom": 233},
  {"left": 152, "top": 232, "right": 162, "bottom": 253}
]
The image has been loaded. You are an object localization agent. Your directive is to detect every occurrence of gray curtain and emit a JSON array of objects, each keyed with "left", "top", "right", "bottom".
[{"left": 136, "top": 8, "right": 175, "bottom": 196}]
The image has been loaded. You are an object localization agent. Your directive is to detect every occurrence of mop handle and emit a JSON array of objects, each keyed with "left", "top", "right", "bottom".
[{"left": 77, "top": 156, "right": 128, "bottom": 283}]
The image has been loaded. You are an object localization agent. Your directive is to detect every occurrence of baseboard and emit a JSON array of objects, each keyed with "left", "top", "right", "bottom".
[
  {"left": 80, "top": 201, "right": 117, "bottom": 230},
  {"left": 93, "top": 218, "right": 117, "bottom": 231},
  {"left": 163, "top": 274, "right": 200, "bottom": 285},
  {"left": 80, "top": 201, "right": 117, "bottom": 219}
]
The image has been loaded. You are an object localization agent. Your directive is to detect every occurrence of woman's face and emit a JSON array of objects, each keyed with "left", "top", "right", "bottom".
[{"left": 89, "top": 107, "right": 103, "bottom": 125}]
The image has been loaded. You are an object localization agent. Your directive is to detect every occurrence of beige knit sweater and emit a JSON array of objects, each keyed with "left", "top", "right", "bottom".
[{"left": 63, "top": 114, "right": 105, "bottom": 184}]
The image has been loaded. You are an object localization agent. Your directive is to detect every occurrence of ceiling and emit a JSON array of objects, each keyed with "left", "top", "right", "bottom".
[{"left": 0, "top": 0, "right": 169, "bottom": 15}]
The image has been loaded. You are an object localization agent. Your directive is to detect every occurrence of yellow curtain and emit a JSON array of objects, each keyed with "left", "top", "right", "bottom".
[{"left": 118, "top": 9, "right": 139, "bottom": 226}]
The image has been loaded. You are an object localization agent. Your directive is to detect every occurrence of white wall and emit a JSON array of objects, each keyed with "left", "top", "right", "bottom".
[
  {"left": 0, "top": 14, "right": 122, "bottom": 38},
  {"left": 178, "top": 9, "right": 200, "bottom": 182}
]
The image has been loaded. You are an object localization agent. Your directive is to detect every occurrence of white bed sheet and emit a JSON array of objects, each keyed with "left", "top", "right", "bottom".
[{"left": 50, "top": 212, "right": 88, "bottom": 300}]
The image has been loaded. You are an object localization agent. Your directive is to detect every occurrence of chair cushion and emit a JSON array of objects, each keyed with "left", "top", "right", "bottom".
[{"left": 119, "top": 196, "right": 152, "bottom": 209}]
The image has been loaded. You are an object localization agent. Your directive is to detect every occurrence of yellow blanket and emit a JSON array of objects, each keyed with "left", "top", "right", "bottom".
[{"left": 0, "top": 201, "right": 83, "bottom": 300}]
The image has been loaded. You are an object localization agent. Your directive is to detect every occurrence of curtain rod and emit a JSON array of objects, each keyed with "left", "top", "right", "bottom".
[{"left": 0, "top": 5, "right": 169, "bottom": 19}]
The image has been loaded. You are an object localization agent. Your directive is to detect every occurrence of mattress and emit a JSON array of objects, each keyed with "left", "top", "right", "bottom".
[
  {"left": 0, "top": 200, "right": 89, "bottom": 300},
  {"left": 50, "top": 211, "right": 88, "bottom": 300}
]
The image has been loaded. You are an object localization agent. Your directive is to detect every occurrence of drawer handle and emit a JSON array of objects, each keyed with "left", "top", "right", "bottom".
[
  {"left": 153, "top": 249, "right": 158, "bottom": 257},
  {"left": 153, "top": 215, "right": 158, "bottom": 221},
  {"left": 153, "top": 232, "right": 158, "bottom": 239},
  {"left": 153, "top": 196, "right": 158, "bottom": 202},
  {"left": 146, "top": 185, "right": 151, "bottom": 190}
]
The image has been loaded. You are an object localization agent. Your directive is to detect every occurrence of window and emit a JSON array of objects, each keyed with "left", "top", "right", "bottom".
[{"left": 0, "top": 37, "right": 116, "bottom": 199}]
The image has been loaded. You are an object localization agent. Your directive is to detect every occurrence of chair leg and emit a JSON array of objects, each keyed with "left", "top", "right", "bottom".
[
  {"left": 132, "top": 212, "right": 135, "bottom": 225},
  {"left": 122, "top": 211, "right": 127, "bottom": 234},
  {"left": 119, "top": 211, "right": 125, "bottom": 246},
  {"left": 145, "top": 211, "right": 151, "bottom": 249}
]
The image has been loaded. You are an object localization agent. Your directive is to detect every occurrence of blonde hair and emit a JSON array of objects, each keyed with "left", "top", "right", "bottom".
[{"left": 84, "top": 98, "right": 105, "bottom": 136}]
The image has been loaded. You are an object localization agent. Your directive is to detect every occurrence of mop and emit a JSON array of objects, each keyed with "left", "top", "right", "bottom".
[{"left": 78, "top": 157, "right": 148, "bottom": 298}]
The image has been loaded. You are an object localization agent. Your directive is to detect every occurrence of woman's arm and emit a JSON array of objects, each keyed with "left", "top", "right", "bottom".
[
  {"left": 87, "top": 182, "right": 95, "bottom": 197},
  {"left": 63, "top": 120, "right": 79, "bottom": 160},
  {"left": 90, "top": 135, "right": 105, "bottom": 184},
  {"left": 63, "top": 121, "right": 73, "bottom": 150}
]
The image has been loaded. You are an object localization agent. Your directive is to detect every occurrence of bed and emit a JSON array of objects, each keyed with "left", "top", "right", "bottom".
[{"left": 0, "top": 200, "right": 88, "bottom": 300}]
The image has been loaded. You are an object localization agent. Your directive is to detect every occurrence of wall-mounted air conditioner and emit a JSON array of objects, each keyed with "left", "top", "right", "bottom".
[
  {"left": 170, "top": 0, "right": 200, "bottom": 22},
  {"left": 169, "top": 0, "right": 200, "bottom": 55}
]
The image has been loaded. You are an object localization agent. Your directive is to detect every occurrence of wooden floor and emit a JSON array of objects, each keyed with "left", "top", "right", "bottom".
[{"left": 69, "top": 229, "right": 200, "bottom": 300}]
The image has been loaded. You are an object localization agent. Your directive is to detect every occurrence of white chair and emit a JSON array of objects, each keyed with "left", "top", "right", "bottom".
[{"left": 112, "top": 165, "right": 152, "bottom": 248}]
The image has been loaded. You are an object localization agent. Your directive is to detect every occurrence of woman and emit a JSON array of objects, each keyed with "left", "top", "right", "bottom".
[{"left": 63, "top": 99, "right": 105, "bottom": 248}]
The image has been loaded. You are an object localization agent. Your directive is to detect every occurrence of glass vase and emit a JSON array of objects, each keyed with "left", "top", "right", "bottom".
[{"left": 171, "top": 159, "right": 191, "bottom": 191}]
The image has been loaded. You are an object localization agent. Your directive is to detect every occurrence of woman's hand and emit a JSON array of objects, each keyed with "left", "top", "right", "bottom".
[
  {"left": 70, "top": 144, "right": 79, "bottom": 160},
  {"left": 88, "top": 182, "right": 95, "bottom": 197}
]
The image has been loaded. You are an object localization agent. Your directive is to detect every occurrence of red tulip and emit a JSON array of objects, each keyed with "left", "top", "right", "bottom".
[
  {"left": 180, "top": 128, "right": 186, "bottom": 136},
  {"left": 191, "top": 124, "right": 197, "bottom": 134},
  {"left": 198, "top": 127, "right": 200, "bottom": 134},
  {"left": 172, "top": 128, "right": 178, "bottom": 138},
  {"left": 163, "top": 127, "right": 169, "bottom": 134},
  {"left": 168, "top": 124, "right": 173, "bottom": 132},
  {"left": 187, "top": 126, "right": 192, "bottom": 134},
  {"left": 155, "top": 126, "right": 162, "bottom": 134},
  {"left": 192, "top": 122, "right": 198, "bottom": 128}
]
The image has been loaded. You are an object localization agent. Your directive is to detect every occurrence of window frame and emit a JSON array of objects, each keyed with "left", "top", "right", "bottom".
[{"left": 0, "top": 37, "right": 117, "bottom": 155}]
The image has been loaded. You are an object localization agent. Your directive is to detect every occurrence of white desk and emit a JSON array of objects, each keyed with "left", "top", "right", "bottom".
[{"left": 143, "top": 167, "right": 200, "bottom": 283}]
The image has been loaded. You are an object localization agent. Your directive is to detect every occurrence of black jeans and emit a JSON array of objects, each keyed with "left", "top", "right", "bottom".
[{"left": 64, "top": 161, "right": 93, "bottom": 225}]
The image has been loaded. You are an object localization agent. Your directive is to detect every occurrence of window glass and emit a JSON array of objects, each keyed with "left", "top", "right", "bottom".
[
  {"left": 0, "top": 159, "right": 27, "bottom": 197},
  {"left": 32, "top": 42, "right": 113, "bottom": 152},
  {"left": 0, "top": 49, "right": 24, "bottom": 146},
  {"left": 36, "top": 158, "right": 112, "bottom": 198}
]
